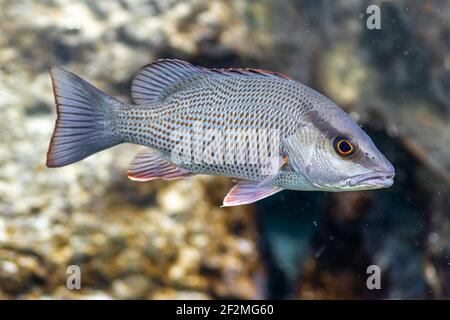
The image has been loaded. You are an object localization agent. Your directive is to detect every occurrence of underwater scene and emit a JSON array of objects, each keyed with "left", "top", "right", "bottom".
[{"left": 0, "top": 0, "right": 449, "bottom": 300}]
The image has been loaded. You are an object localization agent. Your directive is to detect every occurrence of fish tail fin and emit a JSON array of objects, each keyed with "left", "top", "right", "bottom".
[{"left": 46, "top": 66, "right": 123, "bottom": 168}]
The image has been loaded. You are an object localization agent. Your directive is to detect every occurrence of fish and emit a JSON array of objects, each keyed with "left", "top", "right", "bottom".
[{"left": 46, "top": 59, "right": 395, "bottom": 207}]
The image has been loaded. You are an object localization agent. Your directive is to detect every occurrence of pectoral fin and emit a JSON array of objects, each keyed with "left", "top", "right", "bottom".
[
  {"left": 257, "top": 154, "right": 289, "bottom": 186},
  {"left": 128, "top": 148, "right": 192, "bottom": 181},
  {"left": 222, "top": 181, "right": 283, "bottom": 207}
]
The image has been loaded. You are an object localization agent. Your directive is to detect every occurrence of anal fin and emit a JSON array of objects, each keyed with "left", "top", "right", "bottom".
[
  {"left": 128, "top": 148, "right": 192, "bottom": 181},
  {"left": 222, "top": 181, "right": 283, "bottom": 207}
]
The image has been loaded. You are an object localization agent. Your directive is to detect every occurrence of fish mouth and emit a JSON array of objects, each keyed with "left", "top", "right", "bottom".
[{"left": 346, "top": 170, "right": 395, "bottom": 189}]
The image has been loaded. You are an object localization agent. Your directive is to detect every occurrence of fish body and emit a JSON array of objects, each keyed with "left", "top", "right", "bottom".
[{"left": 47, "top": 59, "right": 395, "bottom": 206}]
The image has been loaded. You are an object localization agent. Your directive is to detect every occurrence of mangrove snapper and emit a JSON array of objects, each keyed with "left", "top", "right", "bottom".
[{"left": 47, "top": 59, "right": 395, "bottom": 206}]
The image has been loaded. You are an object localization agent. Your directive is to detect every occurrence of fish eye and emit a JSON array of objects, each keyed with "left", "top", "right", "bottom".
[{"left": 333, "top": 136, "right": 357, "bottom": 158}]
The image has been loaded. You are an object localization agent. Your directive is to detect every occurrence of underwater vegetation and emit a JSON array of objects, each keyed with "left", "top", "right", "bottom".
[{"left": 0, "top": 0, "right": 448, "bottom": 299}]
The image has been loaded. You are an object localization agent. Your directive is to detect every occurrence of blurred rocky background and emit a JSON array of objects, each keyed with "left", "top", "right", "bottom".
[{"left": 0, "top": 0, "right": 448, "bottom": 299}]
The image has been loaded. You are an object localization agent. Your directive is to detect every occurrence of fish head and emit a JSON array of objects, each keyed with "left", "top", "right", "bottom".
[{"left": 285, "top": 105, "right": 395, "bottom": 191}]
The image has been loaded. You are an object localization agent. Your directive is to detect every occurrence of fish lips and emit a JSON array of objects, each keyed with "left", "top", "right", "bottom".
[{"left": 346, "top": 170, "right": 395, "bottom": 189}]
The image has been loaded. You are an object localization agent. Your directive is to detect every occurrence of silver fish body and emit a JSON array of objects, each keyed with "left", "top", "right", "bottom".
[{"left": 47, "top": 59, "right": 395, "bottom": 206}]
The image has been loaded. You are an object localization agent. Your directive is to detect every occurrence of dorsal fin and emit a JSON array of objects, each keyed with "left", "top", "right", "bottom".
[
  {"left": 131, "top": 59, "right": 206, "bottom": 105},
  {"left": 130, "top": 59, "right": 293, "bottom": 105},
  {"left": 210, "top": 67, "right": 292, "bottom": 80}
]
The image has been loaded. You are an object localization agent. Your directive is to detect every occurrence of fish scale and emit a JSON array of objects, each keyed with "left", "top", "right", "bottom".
[{"left": 115, "top": 75, "right": 306, "bottom": 181}]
